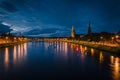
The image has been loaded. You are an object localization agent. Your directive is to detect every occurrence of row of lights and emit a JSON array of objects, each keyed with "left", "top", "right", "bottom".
[
  {"left": 112, "top": 35, "right": 119, "bottom": 40},
  {"left": 5, "top": 37, "right": 27, "bottom": 41},
  {"left": 100, "top": 35, "right": 119, "bottom": 40}
]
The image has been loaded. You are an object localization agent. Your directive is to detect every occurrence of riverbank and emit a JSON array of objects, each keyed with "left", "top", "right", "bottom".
[
  {"left": 41, "top": 39, "right": 120, "bottom": 54},
  {"left": 67, "top": 41, "right": 120, "bottom": 54},
  {"left": 0, "top": 41, "right": 27, "bottom": 48},
  {"left": 71, "top": 42, "right": 120, "bottom": 54}
]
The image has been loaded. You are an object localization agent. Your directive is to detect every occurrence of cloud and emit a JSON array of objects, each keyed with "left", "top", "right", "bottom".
[
  {"left": 1, "top": 22, "right": 29, "bottom": 33},
  {"left": 0, "top": 1, "right": 18, "bottom": 13},
  {"left": 25, "top": 31, "right": 70, "bottom": 37},
  {"left": 0, "top": 11, "right": 7, "bottom": 16},
  {"left": 0, "top": 21, "right": 12, "bottom": 33},
  {"left": 0, "top": 0, "right": 119, "bottom": 36},
  {"left": 24, "top": 27, "right": 70, "bottom": 37}
]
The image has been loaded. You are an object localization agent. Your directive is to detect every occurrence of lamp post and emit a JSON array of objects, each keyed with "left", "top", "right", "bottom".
[
  {"left": 100, "top": 36, "right": 103, "bottom": 40},
  {"left": 111, "top": 37, "right": 114, "bottom": 44},
  {"left": 100, "top": 36, "right": 104, "bottom": 45},
  {"left": 115, "top": 35, "right": 120, "bottom": 47},
  {"left": 115, "top": 35, "right": 119, "bottom": 39},
  {"left": 5, "top": 37, "right": 8, "bottom": 43},
  {"left": 14, "top": 37, "right": 16, "bottom": 42}
]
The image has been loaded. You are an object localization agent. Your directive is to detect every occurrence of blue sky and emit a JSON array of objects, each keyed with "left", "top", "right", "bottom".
[{"left": 0, "top": 0, "right": 120, "bottom": 37}]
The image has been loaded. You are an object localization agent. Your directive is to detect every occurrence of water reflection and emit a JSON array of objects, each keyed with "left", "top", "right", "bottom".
[
  {"left": 44, "top": 42, "right": 68, "bottom": 56},
  {"left": 84, "top": 47, "right": 87, "bottom": 55},
  {"left": 69, "top": 43, "right": 86, "bottom": 55},
  {"left": 91, "top": 48, "right": 94, "bottom": 56},
  {"left": 3, "top": 43, "right": 27, "bottom": 69},
  {"left": 110, "top": 56, "right": 120, "bottom": 80},
  {"left": 13, "top": 43, "right": 27, "bottom": 65},
  {"left": 18, "top": 45, "right": 21, "bottom": 61},
  {"left": 4, "top": 48, "right": 9, "bottom": 69},
  {"left": 0, "top": 42, "right": 120, "bottom": 80},
  {"left": 99, "top": 51, "right": 104, "bottom": 63},
  {"left": 17, "top": 43, "right": 27, "bottom": 63},
  {"left": 13, "top": 46, "right": 17, "bottom": 64},
  {"left": 23, "top": 43, "right": 27, "bottom": 57},
  {"left": 69, "top": 43, "right": 120, "bottom": 80}
]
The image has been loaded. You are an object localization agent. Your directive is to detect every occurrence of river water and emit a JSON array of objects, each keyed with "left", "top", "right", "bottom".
[{"left": 0, "top": 41, "right": 120, "bottom": 80}]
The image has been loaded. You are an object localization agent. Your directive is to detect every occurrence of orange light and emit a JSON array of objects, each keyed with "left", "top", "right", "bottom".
[
  {"left": 14, "top": 37, "right": 16, "bottom": 40},
  {"left": 112, "top": 37, "right": 114, "bottom": 40},
  {"left": 100, "top": 36, "right": 103, "bottom": 39},
  {"left": 115, "top": 35, "right": 119, "bottom": 39},
  {"left": 6, "top": 37, "right": 8, "bottom": 39}
]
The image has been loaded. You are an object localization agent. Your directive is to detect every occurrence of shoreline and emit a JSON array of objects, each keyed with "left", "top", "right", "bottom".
[
  {"left": 67, "top": 41, "right": 120, "bottom": 54},
  {"left": 0, "top": 41, "right": 27, "bottom": 48},
  {"left": 40, "top": 40, "right": 120, "bottom": 54}
]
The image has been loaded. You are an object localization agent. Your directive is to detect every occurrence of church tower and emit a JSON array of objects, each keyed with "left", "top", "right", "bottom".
[
  {"left": 71, "top": 25, "right": 75, "bottom": 38},
  {"left": 88, "top": 21, "right": 92, "bottom": 36}
]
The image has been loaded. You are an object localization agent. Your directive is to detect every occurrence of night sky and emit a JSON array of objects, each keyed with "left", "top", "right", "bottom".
[{"left": 0, "top": 0, "right": 120, "bottom": 37}]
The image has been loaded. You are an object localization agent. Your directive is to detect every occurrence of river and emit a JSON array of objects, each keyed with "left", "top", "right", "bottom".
[{"left": 0, "top": 41, "right": 120, "bottom": 80}]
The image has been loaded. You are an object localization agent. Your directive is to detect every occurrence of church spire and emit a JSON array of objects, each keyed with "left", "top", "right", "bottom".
[
  {"left": 88, "top": 21, "right": 92, "bottom": 36},
  {"left": 71, "top": 25, "right": 75, "bottom": 38}
]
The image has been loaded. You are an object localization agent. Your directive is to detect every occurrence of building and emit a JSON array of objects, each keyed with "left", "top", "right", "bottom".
[
  {"left": 71, "top": 25, "right": 75, "bottom": 38},
  {"left": 88, "top": 21, "right": 92, "bottom": 36}
]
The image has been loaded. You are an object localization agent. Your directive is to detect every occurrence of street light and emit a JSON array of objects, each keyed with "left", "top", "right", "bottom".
[
  {"left": 112, "top": 37, "right": 114, "bottom": 40},
  {"left": 14, "top": 37, "right": 16, "bottom": 42},
  {"left": 5, "top": 37, "right": 8, "bottom": 43},
  {"left": 14, "top": 37, "right": 16, "bottom": 40},
  {"left": 115, "top": 35, "right": 119, "bottom": 39},
  {"left": 100, "top": 36, "right": 104, "bottom": 45},
  {"left": 100, "top": 36, "right": 103, "bottom": 40},
  {"left": 5, "top": 37, "right": 8, "bottom": 40},
  {"left": 111, "top": 37, "right": 114, "bottom": 44}
]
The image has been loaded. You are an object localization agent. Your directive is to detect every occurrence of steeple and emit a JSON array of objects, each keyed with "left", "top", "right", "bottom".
[
  {"left": 88, "top": 21, "right": 92, "bottom": 36},
  {"left": 71, "top": 25, "right": 75, "bottom": 38}
]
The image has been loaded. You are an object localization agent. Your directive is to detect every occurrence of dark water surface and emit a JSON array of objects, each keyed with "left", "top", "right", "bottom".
[{"left": 0, "top": 41, "right": 120, "bottom": 80}]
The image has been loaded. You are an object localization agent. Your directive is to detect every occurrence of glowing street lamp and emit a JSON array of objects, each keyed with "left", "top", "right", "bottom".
[
  {"left": 5, "top": 37, "right": 8, "bottom": 43},
  {"left": 111, "top": 37, "right": 114, "bottom": 43},
  {"left": 5, "top": 37, "right": 8, "bottom": 40},
  {"left": 14, "top": 37, "right": 16, "bottom": 40},
  {"left": 100, "top": 36, "right": 103, "bottom": 40},
  {"left": 100, "top": 36, "right": 104, "bottom": 45},
  {"left": 14, "top": 37, "right": 16, "bottom": 42},
  {"left": 115, "top": 35, "right": 119, "bottom": 39},
  {"left": 112, "top": 37, "right": 114, "bottom": 40}
]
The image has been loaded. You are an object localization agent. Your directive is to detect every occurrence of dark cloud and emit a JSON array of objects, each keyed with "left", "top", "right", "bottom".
[
  {"left": 0, "top": 1, "right": 18, "bottom": 12},
  {"left": 24, "top": 28, "right": 57, "bottom": 35},
  {"left": 0, "top": 22, "right": 12, "bottom": 33},
  {"left": 24, "top": 28, "right": 70, "bottom": 35},
  {"left": 0, "top": 11, "right": 7, "bottom": 16}
]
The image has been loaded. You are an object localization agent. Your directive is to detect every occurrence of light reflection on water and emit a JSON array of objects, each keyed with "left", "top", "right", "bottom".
[
  {"left": 2, "top": 43, "right": 27, "bottom": 69},
  {"left": 99, "top": 51, "right": 104, "bottom": 63},
  {"left": 68, "top": 43, "right": 120, "bottom": 80},
  {"left": 4, "top": 47, "right": 9, "bottom": 70},
  {"left": 91, "top": 48, "right": 94, "bottom": 56},
  {"left": 0, "top": 41, "right": 120, "bottom": 80},
  {"left": 110, "top": 56, "right": 120, "bottom": 80},
  {"left": 13, "top": 46, "right": 17, "bottom": 64},
  {"left": 44, "top": 42, "right": 68, "bottom": 57}
]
